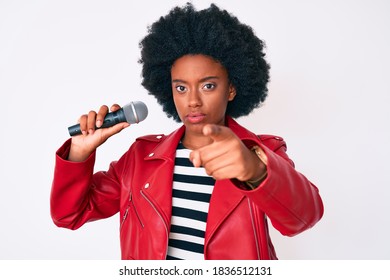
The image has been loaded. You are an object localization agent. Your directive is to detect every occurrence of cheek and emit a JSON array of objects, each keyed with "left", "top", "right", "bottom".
[
  {"left": 206, "top": 96, "right": 229, "bottom": 117},
  {"left": 172, "top": 95, "right": 185, "bottom": 118},
  {"left": 213, "top": 92, "right": 231, "bottom": 107}
]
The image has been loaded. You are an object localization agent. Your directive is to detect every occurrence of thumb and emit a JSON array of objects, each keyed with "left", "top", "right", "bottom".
[
  {"left": 189, "top": 150, "right": 202, "bottom": 168},
  {"left": 202, "top": 124, "right": 232, "bottom": 142}
]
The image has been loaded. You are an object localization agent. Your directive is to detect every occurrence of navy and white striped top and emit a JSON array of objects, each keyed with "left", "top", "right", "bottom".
[{"left": 166, "top": 142, "right": 215, "bottom": 260}]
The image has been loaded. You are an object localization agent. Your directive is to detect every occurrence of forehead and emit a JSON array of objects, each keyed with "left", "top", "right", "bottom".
[{"left": 171, "top": 54, "right": 228, "bottom": 79}]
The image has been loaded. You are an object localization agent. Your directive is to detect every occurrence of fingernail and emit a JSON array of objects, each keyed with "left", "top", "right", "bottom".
[{"left": 96, "top": 120, "right": 102, "bottom": 128}]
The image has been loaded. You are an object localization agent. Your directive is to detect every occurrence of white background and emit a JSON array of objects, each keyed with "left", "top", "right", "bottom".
[{"left": 0, "top": 0, "right": 389, "bottom": 260}]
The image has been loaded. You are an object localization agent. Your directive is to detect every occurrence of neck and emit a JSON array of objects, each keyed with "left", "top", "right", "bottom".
[
  {"left": 181, "top": 131, "right": 213, "bottom": 150},
  {"left": 181, "top": 117, "right": 230, "bottom": 150}
]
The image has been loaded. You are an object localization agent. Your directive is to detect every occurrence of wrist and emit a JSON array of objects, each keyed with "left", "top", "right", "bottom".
[
  {"left": 245, "top": 146, "right": 268, "bottom": 189},
  {"left": 68, "top": 141, "right": 94, "bottom": 162}
]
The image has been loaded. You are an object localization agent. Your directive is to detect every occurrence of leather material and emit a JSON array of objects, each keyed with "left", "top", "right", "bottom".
[{"left": 51, "top": 117, "right": 323, "bottom": 259}]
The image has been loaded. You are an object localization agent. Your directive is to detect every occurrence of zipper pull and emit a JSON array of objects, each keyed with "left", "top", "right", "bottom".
[
  {"left": 123, "top": 208, "right": 129, "bottom": 220},
  {"left": 120, "top": 207, "right": 129, "bottom": 229},
  {"left": 123, "top": 192, "right": 131, "bottom": 221}
]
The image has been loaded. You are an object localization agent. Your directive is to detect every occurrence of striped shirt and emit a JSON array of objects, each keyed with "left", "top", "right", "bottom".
[{"left": 166, "top": 142, "right": 215, "bottom": 260}]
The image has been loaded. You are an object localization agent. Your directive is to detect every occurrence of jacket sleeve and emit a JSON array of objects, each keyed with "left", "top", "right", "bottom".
[
  {"left": 238, "top": 135, "right": 324, "bottom": 237},
  {"left": 50, "top": 139, "right": 122, "bottom": 230}
]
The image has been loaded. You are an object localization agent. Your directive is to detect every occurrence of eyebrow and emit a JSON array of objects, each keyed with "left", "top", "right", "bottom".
[{"left": 172, "top": 76, "right": 220, "bottom": 83}]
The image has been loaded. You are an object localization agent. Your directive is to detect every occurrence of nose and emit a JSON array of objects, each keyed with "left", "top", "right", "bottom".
[{"left": 188, "top": 88, "right": 202, "bottom": 108}]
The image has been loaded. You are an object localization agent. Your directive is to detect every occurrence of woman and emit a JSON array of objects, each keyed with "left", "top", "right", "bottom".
[{"left": 51, "top": 3, "right": 323, "bottom": 260}]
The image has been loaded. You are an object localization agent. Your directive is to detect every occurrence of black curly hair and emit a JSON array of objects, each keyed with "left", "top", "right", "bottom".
[{"left": 139, "top": 3, "right": 270, "bottom": 122}]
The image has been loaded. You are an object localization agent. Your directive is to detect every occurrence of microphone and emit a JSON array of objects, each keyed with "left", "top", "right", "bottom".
[{"left": 68, "top": 101, "right": 148, "bottom": 136}]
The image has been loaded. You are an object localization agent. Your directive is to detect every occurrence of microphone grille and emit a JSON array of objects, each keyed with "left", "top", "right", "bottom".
[{"left": 122, "top": 101, "right": 148, "bottom": 124}]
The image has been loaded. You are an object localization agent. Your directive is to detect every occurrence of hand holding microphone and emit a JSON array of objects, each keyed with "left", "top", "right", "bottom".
[
  {"left": 67, "top": 101, "right": 148, "bottom": 162},
  {"left": 68, "top": 101, "right": 148, "bottom": 136}
]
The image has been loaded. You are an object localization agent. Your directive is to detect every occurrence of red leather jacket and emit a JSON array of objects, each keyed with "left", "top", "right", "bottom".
[{"left": 51, "top": 117, "right": 323, "bottom": 259}]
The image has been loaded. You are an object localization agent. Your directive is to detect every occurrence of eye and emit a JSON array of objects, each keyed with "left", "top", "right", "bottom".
[
  {"left": 202, "top": 83, "right": 216, "bottom": 91},
  {"left": 175, "top": 85, "right": 187, "bottom": 93}
]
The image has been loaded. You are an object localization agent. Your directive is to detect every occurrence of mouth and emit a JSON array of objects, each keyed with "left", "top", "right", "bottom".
[{"left": 185, "top": 113, "right": 206, "bottom": 124}]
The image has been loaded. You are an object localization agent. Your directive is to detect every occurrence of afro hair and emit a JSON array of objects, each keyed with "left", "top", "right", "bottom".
[{"left": 139, "top": 3, "right": 270, "bottom": 122}]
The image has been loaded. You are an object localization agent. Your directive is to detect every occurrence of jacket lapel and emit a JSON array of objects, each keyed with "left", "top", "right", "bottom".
[
  {"left": 140, "top": 126, "right": 185, "bottom": 229},
  {"left": 140, "top": 117, "right": 261, "bottom": 246},
  {"left": 204, "top": 180, "right": 246, "bottom": 242},
  {"left": 204, "top": 117, "right": 262, "bottom": 244}
]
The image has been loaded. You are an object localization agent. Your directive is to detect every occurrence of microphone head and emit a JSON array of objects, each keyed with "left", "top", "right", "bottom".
[{"left": 122, "top": 101, "right": 148, "bottom": 124}]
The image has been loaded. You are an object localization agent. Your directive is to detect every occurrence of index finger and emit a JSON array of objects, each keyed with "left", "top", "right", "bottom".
[
  {"left": 96, "top": 105, "right": 109, "bottom": 128},
  {"left": 203, "top": 124, "right": 234, "bottom": 142}
]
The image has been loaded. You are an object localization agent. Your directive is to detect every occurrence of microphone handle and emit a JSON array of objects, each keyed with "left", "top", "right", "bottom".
[{"left": 68, "top": 109, "right": 127, "bottom": 136}]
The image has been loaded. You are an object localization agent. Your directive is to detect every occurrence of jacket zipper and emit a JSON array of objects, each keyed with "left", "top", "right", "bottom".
[
  {"left": 120, "top": 208, "right": 129, "bottom": 229},
  {"left": 141, "top": 190, "right": 169, "bottom": 258},
  {"left": 120, "top": 192, "right": 144, "bottom": 229}
]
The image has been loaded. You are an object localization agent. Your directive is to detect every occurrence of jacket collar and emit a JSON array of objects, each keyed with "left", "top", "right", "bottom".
[
  {"left": 146, "top": 125, "right": 186, "bottom": 161},
  {"left": 149, "top": 116, "right": 260, "bottom": 159}
]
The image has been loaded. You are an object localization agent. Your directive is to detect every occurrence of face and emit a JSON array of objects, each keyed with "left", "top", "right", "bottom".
[{"left": 171, "top": 54, "right": 236, "bottom": 137}]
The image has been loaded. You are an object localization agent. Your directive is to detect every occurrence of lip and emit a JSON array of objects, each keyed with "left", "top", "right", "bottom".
[{"left": 185, "top": 113, "right": 206, "bottom": 124}]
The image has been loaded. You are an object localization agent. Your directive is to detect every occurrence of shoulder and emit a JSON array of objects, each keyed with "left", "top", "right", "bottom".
[
  {"left": 125, "top": 128, "right": 182, "bottom": 160},
  {"left": 134, "top": 125, "right": 184, "bottom": 146},
  {"left": 258, "top": 134, "right": 287, "bottom": 152},
  {"left": 136, "top": 134, "right": 166, "bottom": 142},
  {"left": 131, "top": 134, "right": 168, "bottom": 149},
  {"left": 258, "top": 134, "right": 285, "bottom": 143},
  {"left": 227, "top": 117, "right": 288, "bottom": 152}
]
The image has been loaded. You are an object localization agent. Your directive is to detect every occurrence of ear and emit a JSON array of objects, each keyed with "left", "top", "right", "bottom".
[{"left": 228, "top": 84, "right": 236, "bottom": 101}]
